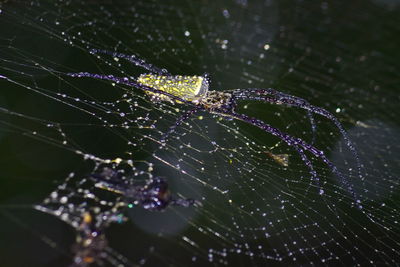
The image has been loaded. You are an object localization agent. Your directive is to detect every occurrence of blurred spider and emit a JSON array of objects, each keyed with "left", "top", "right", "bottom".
[
  {"left": 67, "top": 49, "right": 362, "bottom": 207},
  {"left": 35, "top": 167, "right": 195, "bottom": 267},
  {"left": 90, "top": 167, "right": 196, "bottom": 211}
]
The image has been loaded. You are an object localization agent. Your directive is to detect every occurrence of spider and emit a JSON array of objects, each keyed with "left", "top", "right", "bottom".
[
  {"left": 90, "top": 167, "right": 197, "bottom": 211},
  {"left": 67, "top": 49, "right": 362, "bottom": 208},
  {"left": 35, "top": 167, "right": 195, "bottom": 267}
]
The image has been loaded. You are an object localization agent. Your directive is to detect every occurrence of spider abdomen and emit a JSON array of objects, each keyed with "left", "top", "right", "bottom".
[{"left": 138, "top": 74, "right": 209, "bottom": 102}]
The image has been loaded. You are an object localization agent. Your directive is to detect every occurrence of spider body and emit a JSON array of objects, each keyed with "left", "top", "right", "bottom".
[
  {"left": 200, "top": 90, "right": 236, "bottom": 111},
  {"left": 67, "top": 49, "right": 363, "bottom": 208},
  {"left": 138, "top": 74, "right": 236, "bottom": 113},
  {"left": 137, "top": 74, "right": 209, "bottom": 103}
]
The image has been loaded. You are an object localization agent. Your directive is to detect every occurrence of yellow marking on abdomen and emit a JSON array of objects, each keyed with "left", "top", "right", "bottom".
[{"left": 137, "top": 74, "right": 209, "bottom": 102}]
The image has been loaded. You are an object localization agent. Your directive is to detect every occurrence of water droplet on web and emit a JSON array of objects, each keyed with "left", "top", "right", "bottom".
[
  {"left": 60, "top": 196, "right": 68, "bottom": 204},
  {"left": 222, "top": 9, "right": 230, "bottom": 18}
]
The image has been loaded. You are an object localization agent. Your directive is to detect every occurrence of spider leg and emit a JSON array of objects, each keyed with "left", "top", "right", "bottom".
[
  {"left": 222, "top": 110, "right": 362, "bottom": 208},
  {"left": 89, "top": 48, "right": 169, "bottom": 75},
  {"left": 161, "top": 106, "right": 202, "bottom": 143},
  {"left": 232, "top": 88, "right": 362, "bottom": 180},
  {"left": 232, "top": 89, "right": 317, "bottom": 144},
  {"left": 296, "top": 145, "right": 323, "bottom": 195}
]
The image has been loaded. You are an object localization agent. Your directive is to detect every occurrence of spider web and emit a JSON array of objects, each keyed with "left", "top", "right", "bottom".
[{"left": 0, "top": 0, "right": 399, "bottom": 266}]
